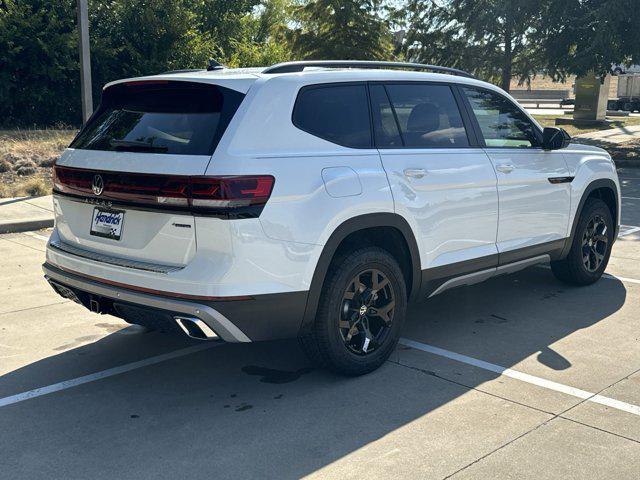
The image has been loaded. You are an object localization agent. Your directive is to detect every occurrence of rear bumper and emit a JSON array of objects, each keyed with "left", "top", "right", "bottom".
[{"left": 43, "top": 262, "right": 308, "bottom": 342}]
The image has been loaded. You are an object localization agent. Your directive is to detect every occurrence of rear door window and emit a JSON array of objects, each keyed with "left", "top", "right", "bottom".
[
  {"left": 70, "top": 81, "right": 245, "bottom": 155},
  {"left": 292, "top": 84, "right": 372, "bottom": 148},
  {"left": 382, "top": 83, "right": 469, "bottom": 148}
]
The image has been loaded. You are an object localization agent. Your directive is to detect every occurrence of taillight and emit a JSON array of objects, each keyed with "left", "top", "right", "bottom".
[
  {"left": 53, "top": 165, "right": 275, "bottom": 216},
  {"left": 191, "top": 176, "right": 274, "bottom": 208}
]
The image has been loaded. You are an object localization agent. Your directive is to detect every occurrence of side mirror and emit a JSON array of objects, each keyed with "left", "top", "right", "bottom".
[{"left": 542, "top": 127, "right": 571, "bottom": 150}]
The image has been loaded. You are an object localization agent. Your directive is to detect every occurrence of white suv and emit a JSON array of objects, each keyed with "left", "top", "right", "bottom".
[{"left": 44, "top": 61, "right": 621, "bottom": 375}]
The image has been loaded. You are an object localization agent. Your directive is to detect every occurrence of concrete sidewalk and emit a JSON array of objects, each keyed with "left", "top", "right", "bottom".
[
  {"left": 574, "top": 124, "right": 640, "bottom": 144},
  {"left": 0, "top": 195, "right": 53, "bottom": 233}
]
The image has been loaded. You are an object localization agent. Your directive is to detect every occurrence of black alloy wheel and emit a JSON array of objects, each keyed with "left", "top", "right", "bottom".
[
  {"left": 339, "top": 269, "right": 395, "bottom": 355},
  {"left": 581, "top": 215, "right": 609, "bottom": 273},
  {"left": 299, "top": 246, "right": 407, "bottom": 376},
  {"left": 551, "top": 198, "right": 613, "bottom": 285}
]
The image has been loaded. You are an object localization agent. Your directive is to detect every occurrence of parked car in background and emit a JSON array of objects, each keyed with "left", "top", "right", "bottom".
[
  {"left": 608, "top": 74, "right": 640, "bottom": 112},
  {"left": 611, "top": 64, "right": 640, "bottom": 75},
  {"left": 44, "top": 61, "right": 621, "bottom": 375}
]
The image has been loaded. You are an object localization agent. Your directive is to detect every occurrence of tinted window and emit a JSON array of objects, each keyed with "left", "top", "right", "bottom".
[
  {"left": 463, "top": 87, "right": 540, "bottom": 148},
  {"left": 292, "top": 84, "right": 372, "bottom": 148},
  {"left": 370, "top": 84, "right": 402, "bottom": 148},
  {"left": 71, "top": 81, "right": 245, "bottom": 155},
  {"left": 383, "top": 84, "right": 469, "bottom": 148}
]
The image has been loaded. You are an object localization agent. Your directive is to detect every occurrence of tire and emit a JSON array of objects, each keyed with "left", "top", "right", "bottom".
[
  {"left": 299, "top": 246, "right": 407, "bottom": 376},
  {"left": 551, "top": 198, "right": 614, "bottom": 285}
]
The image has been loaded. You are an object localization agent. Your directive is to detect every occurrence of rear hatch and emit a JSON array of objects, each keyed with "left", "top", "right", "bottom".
[{"left": 53, "top": 79, "right": 246, "bottom": 267}]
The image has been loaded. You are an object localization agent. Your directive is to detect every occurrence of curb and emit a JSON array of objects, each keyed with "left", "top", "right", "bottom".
[{"left": 0, "top": 218, "right": 54, "bottom": 234}]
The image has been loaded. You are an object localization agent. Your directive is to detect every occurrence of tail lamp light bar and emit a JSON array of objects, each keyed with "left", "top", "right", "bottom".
[{"left": 52, "top": 165, "right": 274, "bottom": 214}]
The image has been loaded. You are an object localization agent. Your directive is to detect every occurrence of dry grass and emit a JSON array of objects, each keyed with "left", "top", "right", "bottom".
[
  {"left": 510, "top": 74, "right": 618, "bottom": 99},
  {"left": 0, "top": 128, "right": 76, "bottom": 163},
  {"left": 533, "top": 114, "right": 640, "bottom": 165},
  {"left": 532, "top": 114, "right": 640, "bottom": 136},
  {"left": 0, "top": 177, "right": 50, "bottom": 198},
  {"left": 0, "top": 128, "right": 76, "bottom": 198}
]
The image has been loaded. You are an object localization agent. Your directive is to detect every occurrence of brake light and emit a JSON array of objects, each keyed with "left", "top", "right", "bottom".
[
  {"left": 123, "top": 80, "right": 169, "bottom": 87},
  {"left": 53, "top": 166, "right": 275, "bottom": 216},
  {"left": 191, "top": 176, "right": 274, "bottom": 208}
]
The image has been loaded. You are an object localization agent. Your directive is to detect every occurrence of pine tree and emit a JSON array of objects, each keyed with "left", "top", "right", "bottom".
[
  {"left": 402, "top": 0, "right": 543, "bottom": 91},
  {"left": 289, "top": 0, "right": 393, "bottom": 60}
]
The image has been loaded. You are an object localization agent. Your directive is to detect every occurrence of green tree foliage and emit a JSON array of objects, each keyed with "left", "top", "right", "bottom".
[
  {"left": 535, "top": 0, "right": 640, "bottom": 80},
  {"left": 401, "top": 0, "right": 543, "bottom": 91},
  {"left": 224, "top": 0, "right": 294, "bottom": 67},
  {"left": 289, "top": 0, "right": 393, "bottom": 60},
  {"left": 0, "top": 0, "right": 79, "bottom": 126},
  {"left": 91, "top": 0, "right": 209, "bottom": 86},
  {"left": 0, "top": 0, "right": 291, "bottom": 127}
]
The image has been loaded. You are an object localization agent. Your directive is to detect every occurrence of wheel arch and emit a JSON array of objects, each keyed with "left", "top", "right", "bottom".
[
  {"left": 298, "top": 213, "right": 421, "bottom": 335},
  {"left": 561, "top": 178, "right": 620, "bottom": 258}
]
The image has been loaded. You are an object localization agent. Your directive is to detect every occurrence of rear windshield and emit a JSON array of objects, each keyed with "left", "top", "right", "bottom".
[{"left": 70, "top": 81, "right": 245, "bottom": 155}]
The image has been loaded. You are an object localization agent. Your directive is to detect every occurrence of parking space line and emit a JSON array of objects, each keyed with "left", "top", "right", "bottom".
[
  {"left": 399, "top": 338, "right": 640, "bottom": 417},
  {"left": 603, "top": 273, "right": 640, "bottom": 285},
  {"left": 22, "top": 231, "right": 49, "bottom": 242},
  {"left": 619, "top": 225, "right": 640, "bottom": 237},
  {"left": 537, "top": 264, "right": 640, "bottom": 285},
  {"left": 0, "top": 343, "right": 221, "bottom": 409},
  {"left": 622, "top": 196, "right": 640, "bottom": 201}
]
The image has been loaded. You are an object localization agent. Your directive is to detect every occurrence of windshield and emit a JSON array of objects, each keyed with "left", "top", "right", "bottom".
[{"left": 70, "top": 81, "right": 244, "bottom": 155}]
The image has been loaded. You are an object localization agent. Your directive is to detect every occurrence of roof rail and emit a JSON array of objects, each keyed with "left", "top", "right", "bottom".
[
  {"left": 162, "top": 69, "right": 205, "bottom": 74},
  {"left": 262, "top": 60, "right": 474, "bottom": 78}
]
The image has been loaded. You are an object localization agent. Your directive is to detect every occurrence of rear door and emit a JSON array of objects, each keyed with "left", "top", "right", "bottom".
[
  {"left": 460, "top": 86, "right": 571, "bottom": 259},
  {"left": 372, "top": 82, "right": 499, "bottom": 273},
  {"left": 53, "top": 80, "right": 245, "bottom": 266}
]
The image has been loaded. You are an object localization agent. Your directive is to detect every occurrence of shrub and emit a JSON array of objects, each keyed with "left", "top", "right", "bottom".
[
  {"left": 16, "top": 164, "right": 38, "bottom": 176},
  {"left": 39, "top": 156, "right": 58, "bottom": 168},
  {"left": 23, "top": 178, "right": 50, "bottom": 196},
  {"left": 0, "top": 159, "right": 11, "bottom": 173}
]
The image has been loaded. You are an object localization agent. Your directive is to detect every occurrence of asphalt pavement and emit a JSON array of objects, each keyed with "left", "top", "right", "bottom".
[{"left": 0, "top": 172, "right": 639, "bottom": 479}]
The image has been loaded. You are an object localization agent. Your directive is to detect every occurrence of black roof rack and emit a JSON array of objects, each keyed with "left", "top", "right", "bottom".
[
  {"left": 162, "top": 69, "right": 205, "bottom": 74},
  {"left": 262, "top": 60, "right": 474, "bottom": 78}
]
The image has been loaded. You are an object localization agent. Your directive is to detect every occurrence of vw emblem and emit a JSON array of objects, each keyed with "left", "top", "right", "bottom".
[
  {"left": 92, "top": 174, "right": 104, "bottom": 196},
  {"left": 359, "top": 305, "right": 367, "bottom": 316}
]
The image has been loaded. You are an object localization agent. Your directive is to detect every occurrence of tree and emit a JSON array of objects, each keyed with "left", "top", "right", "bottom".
[
  {"left": 535, "top": 0, "right": 640, "bottom": 80},
  {"left": 223, "top": 0, "right": 293, "bottom": 67},
  {"left": 401, "top": 0, "right": 544, "bottom": 91},
  {"left": 289, "top": 0, "right": 393, "bottom": 60},
  {"left": 0, "top": 0, "right": 79, "bottom": 126}
]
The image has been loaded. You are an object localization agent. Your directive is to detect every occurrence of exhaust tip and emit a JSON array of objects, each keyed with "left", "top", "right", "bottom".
[{"left": 174, "top": 316, "right": 218, "bottom": 340}]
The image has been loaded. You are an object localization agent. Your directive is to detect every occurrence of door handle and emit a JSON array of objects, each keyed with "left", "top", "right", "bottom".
[
  {"left": 403, "top": 168, "right": 427, "bottom": 179},
  {"left": 496, "top": 164, "right": 515, "bottom": 174}
]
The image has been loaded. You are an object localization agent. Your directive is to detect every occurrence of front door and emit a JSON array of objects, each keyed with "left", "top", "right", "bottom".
[
  {"left": 460, "top": 86, "right": 571, "bottom": 260},
  {"left": 370, "top": 82, "right": 499, "bottom": 273}
]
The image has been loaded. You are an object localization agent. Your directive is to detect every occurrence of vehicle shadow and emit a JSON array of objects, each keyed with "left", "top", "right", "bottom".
[{"left": 0, "top": 267, "right": 627, "bottom": 479}]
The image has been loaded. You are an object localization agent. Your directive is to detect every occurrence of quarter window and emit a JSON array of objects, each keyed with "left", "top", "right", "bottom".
[
  {"left": 370, "top": 84, "right": 402, "bottom": 148},
  {"left": 292, "top": 84, "right": 372, "bottom": 148},
  {"left": 462, "top": 87, "right": 540, "bottom": 148},
  {"left": 381, "top": 83, "right": 469, "bottom": 148}
]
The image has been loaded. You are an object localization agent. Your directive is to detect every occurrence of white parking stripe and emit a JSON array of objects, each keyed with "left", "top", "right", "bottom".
[
  {"left": 22, "top": 231, "right": 50, "bottom": 242},
  {"left": 0, "top": 343, "right": 221, "bottom": 408},
  {"left": 618, "top": 225, "right": 640, "bottom": 237},
  {"left": 622, "top": 196, "right": 640, "bottom": 201},
  {"left": 603, "top": 273, "right": 640, "bottom": 285},
  {"left": 536, "top": 264, "right": 640, "bottom": 285},
  {"left": 399, "top": 338, "right": 640, "bottom": 417}
]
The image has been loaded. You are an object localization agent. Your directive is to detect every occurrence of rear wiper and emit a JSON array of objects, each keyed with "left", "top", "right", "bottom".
[{"left": 110, "top": 139, "right": 168, "bottom": 152}]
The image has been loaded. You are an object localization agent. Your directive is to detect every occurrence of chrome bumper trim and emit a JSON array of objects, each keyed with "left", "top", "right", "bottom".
[
  {"left": 43, "top": 263, "right": 251, "bottom": 343},
  {"left": 49, "top": 240, "right": 184, "bottom": 274}
]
